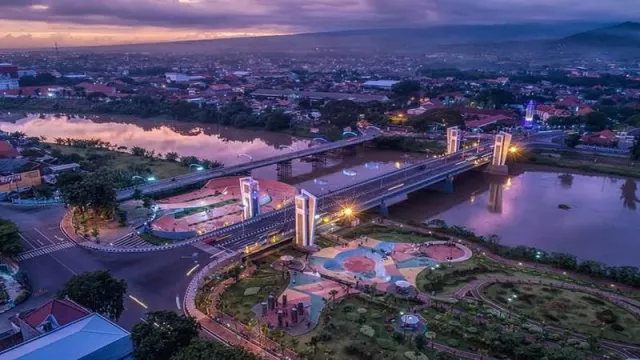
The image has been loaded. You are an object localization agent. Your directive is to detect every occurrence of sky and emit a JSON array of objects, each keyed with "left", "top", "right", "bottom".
[{"left": 0, "top": 0, "right": 637, "bottom": 48}]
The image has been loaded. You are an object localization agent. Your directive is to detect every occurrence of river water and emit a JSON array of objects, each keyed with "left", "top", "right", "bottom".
[
  {"left": 3, "top": 114, "right": 638, "bottom": 266},
  {"left": 390, "top": 169, "right": 640, "bottom": 267}
]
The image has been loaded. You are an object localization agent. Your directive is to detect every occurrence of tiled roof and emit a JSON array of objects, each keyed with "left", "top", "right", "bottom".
[{"left": 20, "top": 299, "right": 90, "bottom": 329}]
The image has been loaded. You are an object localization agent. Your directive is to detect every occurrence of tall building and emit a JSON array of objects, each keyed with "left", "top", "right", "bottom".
[
  {"left": 0, "top": 64, "right": 19, "bottom": 91},
  {"left": 524, "top": 100, "right": 536, "bottom": 126},
  {"left": 294, "top": 189, "right": 317, "bottom": 248},
  {"left": 240, "top": 177, "right": 260, "bottom": 219}
]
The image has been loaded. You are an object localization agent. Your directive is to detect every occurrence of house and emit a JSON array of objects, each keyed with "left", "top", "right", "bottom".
[
  {"left": 0, "top": 141, "right": 19, "bottom": 158},
  {"left": 581, "top": 130, "right": 617, "bottom": 146},
  {"left": 208, "top": 84, "right": 233, "bottom": 96},
  {"left": 361, "top": 80, "right": 399, "bottom": 91},
  {"left": 465, "top": 114, "right": 512, "bottom": 129},
  {"left": 577, "top": 105, "right": 594, "bottom": 116},
  {"left": 536, "top": 105, "right": 572, "bottom": 122},
  {"left": 77, "top": 82, "right": 116, "bottom": 96},
  {"left": 0, "top": 299, "right": 133, "bottom": 359}
]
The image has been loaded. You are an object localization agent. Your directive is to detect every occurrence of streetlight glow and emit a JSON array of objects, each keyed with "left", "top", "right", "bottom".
[
  {"left": 509, "top": 146, "right": 518, "bottom": 153},
  {"left": 343, "top": 207, "right": 353, "bottom": 216}
]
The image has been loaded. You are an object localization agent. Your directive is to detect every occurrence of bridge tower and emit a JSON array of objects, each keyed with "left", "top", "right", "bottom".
[
  {"left": 487, "top": 183, "right": 504, "bottom": 213},
  {"left": 294, "top": 189, "right": 317, "bottom": 248},
  {"left": 485, "top": 132, "right": 512, "bottom": 175},
  {"left": 240, "top": 177, "right": 260, "bottom": 219},
  {"left": 446, "top": 126, "right": 461, "bottom": 154}
]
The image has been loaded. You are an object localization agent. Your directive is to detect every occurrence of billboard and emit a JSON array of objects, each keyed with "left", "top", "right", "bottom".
[{"left": 0, "top": 170, "right": 41, "bottom": 193}]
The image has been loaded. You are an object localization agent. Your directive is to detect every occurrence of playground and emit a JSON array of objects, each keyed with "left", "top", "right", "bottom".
[{"left": 149, "top": 176, "right": 296, "bottom": 237}]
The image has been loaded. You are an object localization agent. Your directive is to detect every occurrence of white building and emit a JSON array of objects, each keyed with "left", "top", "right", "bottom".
[
  {"left": 165, "top": 72, "right": 190, "bottom": 83},
  {"left": 0, "top": 63, "right": 19, "bottom": 91},
  {"left": 362, "top": 80, "right": 399, "bottom": 91}
]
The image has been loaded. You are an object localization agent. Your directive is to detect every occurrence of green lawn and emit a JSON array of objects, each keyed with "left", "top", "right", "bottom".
[
  {"left": 137, "top": 232, "right": 172, "bottom": 246},
  {"left": 219, "top": 260, "right": 289, "bottom": 324},
  {"left": 48, "top": 144, "right": 189, "bottom": 179},
  {"left": 292, "top": 295, "right": 441, "bottom": 360},
  {"left": 524, "top": 153, "right": 640, "bottom": 179},
  {"left": 484, "top": 283, "right": 640, "bottom": 345},
  {"left": 339, "top": 224, "right": 438, "bottom": 243}
]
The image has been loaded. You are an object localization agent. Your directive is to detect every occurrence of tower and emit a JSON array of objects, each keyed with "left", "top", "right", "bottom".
[
  {"left": 525, "top": 100, "right": 535, "bottom": 126},
  {"left": 239, "top": 177, "right": 260, "bottom": 219},
  {"left": 294, "top": 189, "right": 317, "bottom": 248},
  {"left": 485, "top": 132, "right": 512, "bottom": 175},
  {"left": 446, "top": 126, "right": 461, "bottom": 154}
]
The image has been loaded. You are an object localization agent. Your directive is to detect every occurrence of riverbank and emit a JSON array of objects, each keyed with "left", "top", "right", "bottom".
[{"left": 516, "top": 150, "right": 640, "bottom": 178}]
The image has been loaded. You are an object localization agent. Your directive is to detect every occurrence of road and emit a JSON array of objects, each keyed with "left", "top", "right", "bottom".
[{"left": 0, "top": 205, "right": 208, "bottom": 330}]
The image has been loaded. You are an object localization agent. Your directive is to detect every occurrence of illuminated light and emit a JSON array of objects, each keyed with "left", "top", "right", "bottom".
[
  {"left": 395, "top": 161, "right": 402, "bottom": 169},
  {"left": 186, "top": 264, "right": 200, "bottom": 276},
  {"left": 562, "top": 272, "right": 567, "bottom": 275},
  {"left": 147, "top": 176, "right": 156, "bottom": 181},
  {"left": 518, "top": 262, "right": 523, "bottom": 266},
  {"left": 343, "top": 207, "right": 353, "bottom": 216},
  {"left": 324, "top": 217, "right": 330, "bottom": 223},
  {"left": 30, "top": 4, "right": 49, "bottom": 10},
  {"left": 508, "top": 146, "right": 518, "bottom": 153},
  {"left": 128, "top": 295, "right": 148, "bottom": 309},
  {"left": 610, "top": 284, "right": 616, "bottom": 288}
]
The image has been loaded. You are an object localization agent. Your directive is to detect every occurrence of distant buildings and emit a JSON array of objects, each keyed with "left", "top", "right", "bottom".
[
  {"left": 250, "top": 89, "right": 389, "bottom": 103},
  {"left": 0, "top": 64, "right": 19, "bottom": 91},
  {"left": 0, "top": 298, "right": 133, "bottom": 359},
  {"left": 362, "top": 80, "right": 399, "bottom": 91}
]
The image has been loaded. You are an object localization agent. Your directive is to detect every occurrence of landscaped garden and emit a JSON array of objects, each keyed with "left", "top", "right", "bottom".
[
  {"left": 339, "top": 223, "right": 442, "bottom": 244},
  {"left": 218, "top": 258, "right": 290, "bottom": 324},
  {"left": 484, "top": 283, "right": 640, "bottom": 345}
]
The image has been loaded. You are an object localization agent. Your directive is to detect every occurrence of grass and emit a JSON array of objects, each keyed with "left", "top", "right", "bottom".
[
  {"left": 219, "top": 259, "right": 289, "bottom": 324},
  {"left": 339, "top": 224, "right": 439, "bottom": 243},
  {"left": 484, "top": 283, "right": 640, "bottom": 345},
  {"left": 523, "top": 152, "right": 640, "bottom": 178},
  {"left": 292, "top": 295, "right": 441, "bottom": 360},
  {"left": 48, "top": 143, "right": 188, "bottom": 180},
  {"left": 137, "top": 232, "right": 172, "bottom": 246}
]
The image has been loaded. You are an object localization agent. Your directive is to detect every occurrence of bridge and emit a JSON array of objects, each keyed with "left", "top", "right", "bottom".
[
  {"left": 116, "top": 133, "right": 378, "bottom": 201},
  {"left": 194, "top": 143, "right": 496, "bottom": 253}
]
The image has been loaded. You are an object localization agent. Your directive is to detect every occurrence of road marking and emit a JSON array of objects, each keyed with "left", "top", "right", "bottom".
[
  {"left": 186, "top": 264, "right": 200, "bottom": 277},
  {"left": 18, "top": 233, "right": 38, "bottom": 249},
  {"left": 34, "top": 227, "right": 55, "bottom": 245},
  {"left": 128, "top": 295, "right": 148, "bottom": 309},
  {"left": 47, "top": 252, "right": 77, "bottom": 275},
  {"left": 175, "top": 295, "right": 181, "bottom": 310},
  {"left": 54, "top": 235, "right": 65, "bottom": 242}
]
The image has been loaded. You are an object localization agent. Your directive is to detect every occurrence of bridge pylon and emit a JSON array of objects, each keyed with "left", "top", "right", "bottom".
[
  {"left": 446, "top": 126, "right": 461, "bottom": 154},
  {"left": 294, "top": 189, "right": 317, "bottom": 248},
  {"left": 240, "top": 177, "right": 260, "bottom": 219},
  {"left": 276, "top": 160, "right": 293, "bottom": 181},
  {"left": 485, "top": 132, "right": 512, "bottom": 176}
]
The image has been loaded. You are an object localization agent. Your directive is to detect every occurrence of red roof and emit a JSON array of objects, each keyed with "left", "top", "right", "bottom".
[
  {"left": 210, "top": 84, "right": 232, "bottom": 91},
  {"left": 557, "top": 96, "right": 580, "bottom": 107},
  {"left": 20, "top": 299, "right": 90, "bottom": 329},
  {"left": 536, "top": 105, "right": 556, "bottom": 113},
  {"left": 465, "top": 114, "right": 511, "bottom": 128},
  {"left": 0, "top": 140, "right": 19, "bottom": 158}
]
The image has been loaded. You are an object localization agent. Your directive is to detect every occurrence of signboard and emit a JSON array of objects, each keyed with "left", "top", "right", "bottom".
[{"left": 0, "top": 170, "right": 41, "bottom": 193}]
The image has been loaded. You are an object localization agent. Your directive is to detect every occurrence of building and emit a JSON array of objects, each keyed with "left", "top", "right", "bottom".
[
  {"left": 208, "top": 84, "right": 233, "bottom": 96},
  {"left": 581, "top": 130, "right": 617, "bottom": 147},
  {"left": 362, "top": 80, "right": 399, "bottom": 91},
  {"left": 165, "top": 72, "right": 191, "bottom": 83},
  {"left": 17, "top": 70, "right": 37, "bottom": 78},
  {"left": 0, "top": 64, "right": 19, "bottom": 91},
  {"left": 250, "top": 89, "right": 388, "bottom": 103},
  {"left": 77, "top": 82, "right": 117, "bottom": 96},
  {"left": 0, "top": 298, "right": 133, "bottom": 359}
]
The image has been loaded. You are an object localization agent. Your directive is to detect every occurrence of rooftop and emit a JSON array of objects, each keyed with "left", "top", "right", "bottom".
[{"left": 18, "top": 299, "right": 89, "bottom": 329}]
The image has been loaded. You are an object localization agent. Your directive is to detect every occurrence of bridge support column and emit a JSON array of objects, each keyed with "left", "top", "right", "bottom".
[
  {"left": 378, "top": 200, "right": 389, "bottom": 217},
  {"left": 487, "top": 183, "right": 504, "bottom": 213},
  {"left": 428, "top": 175, "right": 454, "bottom": 193},
  {"left": 485, "top": 132, "right": 512, "bottom": 176},
  {"left": 311, "top": 154, "right": 327, "bottom": 172},
  {"left": 294, "top": 189, "right": 317, "bottom": 248},
  {"left": 240, "top": 177, "right": 260, "bottom": 220},
  {"left": 446, "top": 126, "right": 461, "bottom": 154},
  {"left": 340, "top": 146, "right": 357, "bottom": 156},
  {"left": 276, "top": 160, "right": 292, "bottom": 181}
]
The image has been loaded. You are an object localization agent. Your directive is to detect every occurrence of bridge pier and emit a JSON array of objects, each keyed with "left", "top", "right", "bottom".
[
  {"left": 311, "top": 154, "right": 327, "bottom": 172},
  {"left": 378, "top": 200, "right": 389, "bottom": 217},
  {"left": 485, "top": 132, "right": 512, "bottom": 176},
  {"left": 428, "top": 176, "right": 454, "bottom": 193},
  {"left": 276, "top": 160, "right": 292, "bottom": 181},
  {"left": 340, "top": 146, "right": 357, "bottom": 156}
]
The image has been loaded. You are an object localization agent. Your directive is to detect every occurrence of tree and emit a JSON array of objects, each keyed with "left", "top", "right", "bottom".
[
  {"left": 475, "top": 89, "right": 515, "bottom": 109},
  {"left": 142, "top": 196, "right": 153, "bottom": 209},
  {"left": 131, "top": 146, "right": 147, "bottom": 157},
  {"left": 228, "top": 265, "right": 242, "bottom": 281},
  {"left": 57, "top": 270, "right": 127, "bottom": 320},
  {"left": 564, "top": 133, "right": 580, "bottom": 148},
  {"left": 132, "top": 188, "right": 143, "bottom": 200},
  {"left": 62, "top": 170, "right": 117, "bottom": 217},
  {"left": 584, "top": 111, "right": 608, "bottom": 132},
  {"left": 264, "top": 110, "right": 292, "bottom": 131},
  {"left": 328, "top": 289, "right": 338, "bottom": 303},
  {"left": 165, "top": 152, "right": 179, "bottom": 162},
  {"left": 392, "top": 80, "right": 422, "bottom": 100},
  {"left": 410, "top": 109, "right": 464, "bottom": 132},
  {"left": 414, "top": 333, "right": 427, "bottom": 350},
  {"left": 626, "top": 114, "right": 640, "bottom": 127},
  {"left": 117, "top": 209, "right": 128, "bottom": 226},
  {"left": 0, "top": 219, "right": 23, "bottom": 257},
  {"left": 631, "top": 136, "right": 640, "bottom": 161},
  {"left": 132, "top": 311, "right": 201, "bottom": 360},
  {"left": 170, "top": 338, "right": 259, "bottom": 360}
]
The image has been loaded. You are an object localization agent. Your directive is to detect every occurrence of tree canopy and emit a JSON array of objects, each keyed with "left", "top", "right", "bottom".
[
  {"left": 475, "top": 89, "right": 516, "bottom": 109},
  {"left": 0, "top": 219, "right": 23, "bottom": 257},
  {"left": 409, "top": 108, "right": 464, "bottom": 132},
  {"left": 132, "top": 311, "right": 201, "bottom": 360},
  {"left": 170, "top": 338, "right": 259, "bottom": 360},
  {"left": 392, "top": 80, "right": 422, "bottom": 100},
  {"left": 57, "top": 270, "right": 127, "bottom": 320},
  {"left": 60, "top": 169, "right": 117, "bottom": 217},
  {"left": 583, "top": 111, "right": 608, "bottom": 132}
]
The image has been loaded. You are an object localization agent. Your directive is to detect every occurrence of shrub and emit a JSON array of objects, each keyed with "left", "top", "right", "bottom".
[
  {"left": 377, "top": 338, "right": 398, "bottom": 350},
  {"left": 342, "top": 304, "right": 355, "bottom": 313},
  {"left": 610, "top": 323, "right": 625, "bottom": 332},
  {"left": 360, "top": 325, "right": 375, "bottom": 337},
  {"left": 14, "top": 289, "right": 31, "bottom": 304},
  {"left": 392, "top": 332, "right": 406, "bottom": 344},
  {"left": 581, "top": 296, "right": 606, "bottom": 306},
  {"left": 344, "top": 344, "right": 373, "bottom": 360},
  {"left": 447, "top": 339, "right": 460, "bottom": 348},
  {"left": 595, "top": 309, "right": 619, "bottom": 324}
]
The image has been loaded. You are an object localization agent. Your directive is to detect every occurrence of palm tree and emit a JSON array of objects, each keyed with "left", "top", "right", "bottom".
[{"left": 54, "top": 137, "right": 65, "bottom": 145}]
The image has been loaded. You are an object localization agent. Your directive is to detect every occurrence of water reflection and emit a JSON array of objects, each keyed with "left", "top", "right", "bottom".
[
  {"left": 390, "top": 171, "right": 640, "bottom": 266},
  {"left": 620, "top": 179, "right": 639, "bottom": 211},
  {"left": 558, "top": 173, "right": 573, "bottom": 188}
]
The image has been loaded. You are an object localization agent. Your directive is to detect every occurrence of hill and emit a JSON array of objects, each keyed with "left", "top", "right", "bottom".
[
  {"left": 73, "top": 22, "right": 604, "bottom": 54},
  {"left": 560, "top": 22, "right": 640, "bottom": 47}
]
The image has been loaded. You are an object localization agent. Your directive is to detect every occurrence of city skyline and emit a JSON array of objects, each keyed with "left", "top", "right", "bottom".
[{"left": 0, "top": 0, "right": 638, "bottom": 48}]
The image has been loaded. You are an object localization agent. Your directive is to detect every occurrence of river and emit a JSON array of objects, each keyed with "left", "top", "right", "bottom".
[{"left": 390, "top": 168, "right": 640, "bottom": 267}]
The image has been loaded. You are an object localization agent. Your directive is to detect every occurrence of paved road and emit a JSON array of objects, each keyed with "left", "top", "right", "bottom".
[{"left": 0, "top": 206, "right": 209, "bottom": 331}]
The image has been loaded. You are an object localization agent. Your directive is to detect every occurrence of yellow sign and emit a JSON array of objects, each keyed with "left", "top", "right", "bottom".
[{"left": 0, "top": 170, "right": 41, "bottom": 192}]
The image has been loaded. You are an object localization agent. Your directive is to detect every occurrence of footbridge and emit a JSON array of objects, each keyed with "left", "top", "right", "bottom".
[{"left": 116, "top": 134, "right": 379, "bottom": 201}]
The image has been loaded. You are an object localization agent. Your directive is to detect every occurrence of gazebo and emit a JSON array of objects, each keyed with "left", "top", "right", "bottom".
[
  {"left": 400, "top": 314, "right": 420, "bottom": 329},
  {"left": 395, "top": 280, "right": 411, "bottom": 295}
]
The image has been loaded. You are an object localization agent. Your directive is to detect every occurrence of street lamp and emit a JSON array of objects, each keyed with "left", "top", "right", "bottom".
[{"left": 508, "top": 146, "right": 518, "bottom": 154}]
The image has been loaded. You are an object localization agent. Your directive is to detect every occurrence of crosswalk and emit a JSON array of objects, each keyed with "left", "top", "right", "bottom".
[
  {"left": 16, "top": 242, "right": 75, "bottom": 261},
  {"left": 109, "top": 233, "right": 152, "bottom": 248}
]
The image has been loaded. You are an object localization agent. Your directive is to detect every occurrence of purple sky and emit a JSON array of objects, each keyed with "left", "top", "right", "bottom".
[{"left": 0, "top": 0, "right": 636, "bottom": 48}]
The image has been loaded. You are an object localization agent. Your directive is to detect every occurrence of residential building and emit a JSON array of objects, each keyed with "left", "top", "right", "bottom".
[
  {"left": 362, "top": 80, "right": 399, "bottom": 91},
  {"left": 581, "top": 130, "right": 617, "bottom": 147},
  {"left": 0, "top": 299, "right": 133, "bottom": 359},
  {"left": 0, "top": 64, "right": 19, "bottom": 91}
]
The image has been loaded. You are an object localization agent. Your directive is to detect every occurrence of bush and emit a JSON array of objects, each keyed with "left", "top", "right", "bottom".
[
  {"left": 14, "top": 289, "right": 31, "bottom": 304},
  {"left": 359, "top": 325, "right": 375, "bottom": 337},
  {"left": 344, "top": 344, "right": 373, "bottom": 360},
  {"left": 610, "top": 323, "right": 625, "bottom": 332},
  {"left": 392, "top": 332, "right": 406, "bottom": 343},
  {"left": 595, "top": 309, "right": 619, "bottom": 324},
  {"left": 447, "top": 339, "right": 460, "bottom": 348},
  {"left": 377, "top": 338, "right": 398, "bottom": 350},
  {"left": 342, "top": 304, "right": 355, "bottom": 313}
]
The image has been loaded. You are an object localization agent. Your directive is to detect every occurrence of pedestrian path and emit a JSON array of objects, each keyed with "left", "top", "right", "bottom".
[
  {"left": 108, "top": 232, "right": 151, "bottom": 248},
  {"left": 15, "top": 242, "right": 75, "bottom": 261}
]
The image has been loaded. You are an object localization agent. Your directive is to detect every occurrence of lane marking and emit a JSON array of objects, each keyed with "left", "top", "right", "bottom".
[
  {"left": 34, "top": 228, "right": 55, "bottom": 245},
  {"left": 18, "top": 233, "right": 38, "bottom": 249},
  {"left": 54, "top": 235, "right": 65, "bottom": 242},
  {"left": 47, "top": 252, "right": 78, "bottom": 275},
  {"left": 128, "top": 295, "right": 148, "bottom": 309},
  {"left": 186, "top": 264, "right": 200, "bottom": 277}
]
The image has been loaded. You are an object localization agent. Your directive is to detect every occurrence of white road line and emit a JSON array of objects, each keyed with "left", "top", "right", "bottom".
[
  {"left": 47, "top": 252, "right": 77, "bottom": 275},
  {"left": 18, "top": 233, "right": 37, "bottom": 249},
  {"left": 54, "top": 235, "right": 65, "bottom": 242},
  {"left": 34, "top": 228, "right": 55, "bottom": 245}
]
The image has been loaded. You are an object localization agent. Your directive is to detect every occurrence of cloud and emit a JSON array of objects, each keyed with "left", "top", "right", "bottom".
[{"left": 0, "top": 0, "right": 638, "bottom": 47}]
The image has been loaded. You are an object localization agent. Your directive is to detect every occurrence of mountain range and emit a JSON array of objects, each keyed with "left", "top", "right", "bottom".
[
  {"left": 77, "top": 22, "right": 610, "bottom": 54},
  {"left": 560, "top": 21, "right": 640, "bottom": 47}
]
